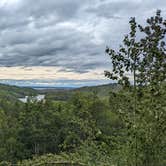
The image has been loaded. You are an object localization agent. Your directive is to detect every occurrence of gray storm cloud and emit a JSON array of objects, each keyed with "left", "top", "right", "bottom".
[{"left": 0, "top": 0, "right": 166, "bottom": 73}]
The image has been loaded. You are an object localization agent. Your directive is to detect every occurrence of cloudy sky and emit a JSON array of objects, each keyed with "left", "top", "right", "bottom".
[{"left": 0, "top": 0, "right": 165, "bottom": 87}]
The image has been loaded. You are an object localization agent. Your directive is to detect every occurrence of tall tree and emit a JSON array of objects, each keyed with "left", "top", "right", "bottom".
[{"left": 105, "top": 10, "right": 166, "bottom": 166}]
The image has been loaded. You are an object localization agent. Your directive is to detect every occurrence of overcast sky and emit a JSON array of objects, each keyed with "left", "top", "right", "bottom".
[{"left": 0, "top": 0, "right": 166, "bottom": 87}]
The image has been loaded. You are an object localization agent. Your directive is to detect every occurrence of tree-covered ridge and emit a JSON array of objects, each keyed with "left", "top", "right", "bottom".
[
  {"left": 40, "top": 83, "right": 120, "bottom": 101},
  {"left": 0, "top": 83, "right": 37, "bottom": 99}
]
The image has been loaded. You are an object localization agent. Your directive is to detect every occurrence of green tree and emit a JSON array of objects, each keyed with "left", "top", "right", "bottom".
[{"left": 105, "top": 10, "right": 166, "bottom": 166}]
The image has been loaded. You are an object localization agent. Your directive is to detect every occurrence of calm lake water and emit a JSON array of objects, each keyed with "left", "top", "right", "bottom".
[{"left": 19, "top": 95, "right": 45, "bottom": 103}]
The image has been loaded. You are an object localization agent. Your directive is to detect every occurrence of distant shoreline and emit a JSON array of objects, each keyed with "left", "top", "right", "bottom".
[{"left": 21, "top": 86, "right": 77, "bottom": 90}]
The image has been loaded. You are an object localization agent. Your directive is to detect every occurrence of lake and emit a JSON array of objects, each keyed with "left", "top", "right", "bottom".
[{"left": 19, "top": 94, "right": 45, "bottom": 103}]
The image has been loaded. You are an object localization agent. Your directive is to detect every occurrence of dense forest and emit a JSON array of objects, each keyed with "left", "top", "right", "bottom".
[{"left": 0, "top": 10, "right": 165, "bottom": 166}]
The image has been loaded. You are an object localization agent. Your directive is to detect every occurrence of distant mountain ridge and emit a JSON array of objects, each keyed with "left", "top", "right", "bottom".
[
  {"left": 24, "top": 86, "right": 76, "bottom": 90},
  {"left": 40, "top": 83, "right": 120, "bottom": 101},
  {"left": 0, "top": 83, "right": 119, "bottom": 101}
]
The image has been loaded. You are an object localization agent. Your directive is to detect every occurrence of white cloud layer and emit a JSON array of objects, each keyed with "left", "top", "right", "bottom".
[{"left": 0, "top": 66, "right": 105, "bottom": 80}]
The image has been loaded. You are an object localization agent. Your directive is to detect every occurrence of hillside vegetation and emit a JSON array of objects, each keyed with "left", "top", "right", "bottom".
[
  {"left": 43, "top": 83, "right": 120, "bottom": 101},
  {"left": 0, "top": 83, "right": 37, "bottom": 99}
]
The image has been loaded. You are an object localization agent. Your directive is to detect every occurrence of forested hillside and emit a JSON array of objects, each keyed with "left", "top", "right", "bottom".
[
  {"left": 0, "top": 84, "right": 37, "bottom": 99},
  {"left": 42, "top": 83, "right": 120, "bottom": 101},
  {"left": 0, "top": 86, "right": 119, "bottom": 165}
]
